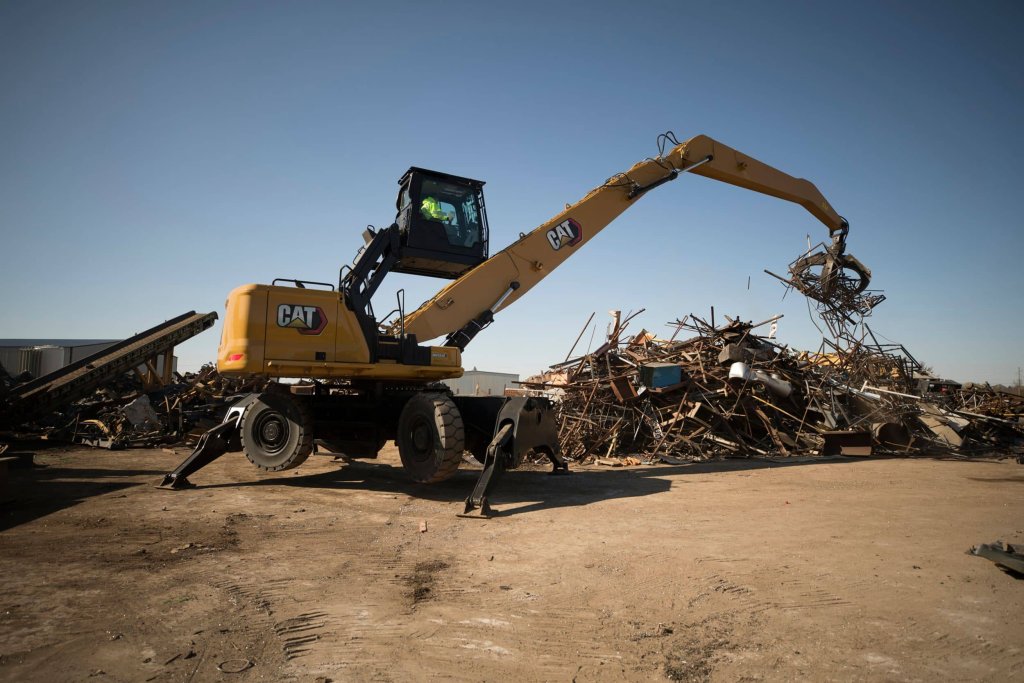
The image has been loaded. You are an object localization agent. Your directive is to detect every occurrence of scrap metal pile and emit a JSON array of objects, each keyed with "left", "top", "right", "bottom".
[
  {"left": 7, "top": 365, "right": 266, "bottom": 450},
  {"left": 948, "top": 385, "right": 1024, "bottom": 451},
  {"left": 523, "top": 309, "right": 1023, "bottom": 464}
]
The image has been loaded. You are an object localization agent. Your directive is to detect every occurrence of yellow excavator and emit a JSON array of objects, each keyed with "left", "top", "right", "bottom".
[{"left": 160, "top": 131, "right": 870, "bottom": 516}]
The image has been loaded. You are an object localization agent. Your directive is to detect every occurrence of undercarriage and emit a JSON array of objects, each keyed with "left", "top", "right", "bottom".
[{"left": 159, "top": 383, "right": 567, "bottom": 517}]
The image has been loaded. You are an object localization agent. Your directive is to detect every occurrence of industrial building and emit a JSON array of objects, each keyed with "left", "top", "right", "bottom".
[
  {"left": 0, "top": 340, "right": 119, "bottom": 378},
  {"left": 0, "top": 339, "right": 176, "bottom": 380},
  {"left": 442, "top": 369, "right": 519, "bottom": 397}
]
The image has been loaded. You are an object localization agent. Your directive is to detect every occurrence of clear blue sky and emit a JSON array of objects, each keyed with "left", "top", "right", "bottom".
[{"left": 2, "top": 1, "right": 1021, "bottom": 384}]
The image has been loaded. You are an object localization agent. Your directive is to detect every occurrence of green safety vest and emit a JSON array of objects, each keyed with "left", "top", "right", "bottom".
[{"left": 421, "top": 196, "right": 447, "bottom": 221}]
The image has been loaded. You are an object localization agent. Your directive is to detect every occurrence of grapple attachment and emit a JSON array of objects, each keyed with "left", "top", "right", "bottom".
[{"left": 781, "top": 226, "right": 882, "bottom": 321}]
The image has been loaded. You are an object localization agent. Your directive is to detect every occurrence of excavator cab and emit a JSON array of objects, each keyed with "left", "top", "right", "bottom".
[{"left": 393, "top": 167, "right": 489, "bottom": 278}]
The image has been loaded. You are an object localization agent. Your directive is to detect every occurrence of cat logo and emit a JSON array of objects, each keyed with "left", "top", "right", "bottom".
[
  {"left": 545, "top": 218, "right": 582, "bottom": 251},
  {"left": 277, "top": 304, "right": 327, "bottom": 335}
]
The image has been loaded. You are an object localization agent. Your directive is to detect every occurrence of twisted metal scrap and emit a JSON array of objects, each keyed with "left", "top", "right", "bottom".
[{"left": 767, "top": 242, "right": 884, "bottom": 331}]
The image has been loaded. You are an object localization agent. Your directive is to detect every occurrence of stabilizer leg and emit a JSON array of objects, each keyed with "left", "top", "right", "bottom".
[
  {"left": 547, "top": 449, "right": 570, "bottom": 474},
  {"left": 459, "top": 423, "right": 513, "bottom": 518},
  {"left": 157, "top": 397, "right": 254, "bottom": 489},
  {"left": 158, "top": 420, "right": 238, "bottom": 489}
]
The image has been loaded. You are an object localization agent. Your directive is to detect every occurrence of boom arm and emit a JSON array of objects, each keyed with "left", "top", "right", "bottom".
[{"left": 402, "top": 133, "right": 848, "bottom": 345}]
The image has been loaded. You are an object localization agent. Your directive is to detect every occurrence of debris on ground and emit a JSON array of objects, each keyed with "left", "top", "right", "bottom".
[
  {"left": 521, "top": 305, "right": 1023, "bottom": 463},
  {"left": 0, "top": 311, "right": 232, "bottom": 450},
  {"left": 1, "top": 311, "right": 217, "bottom": 427},
  {"left": 3, "top": 363, "right": 266, "bottom": 450}
]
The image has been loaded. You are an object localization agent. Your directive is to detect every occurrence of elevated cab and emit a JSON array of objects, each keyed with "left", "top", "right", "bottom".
[{"left": 393, "top": 167, "right": 489, "bottom": 278}]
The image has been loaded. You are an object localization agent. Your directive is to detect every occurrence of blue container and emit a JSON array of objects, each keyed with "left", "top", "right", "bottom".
[{"left": 640, "top": 362, "right": 681, "bottom": 389}]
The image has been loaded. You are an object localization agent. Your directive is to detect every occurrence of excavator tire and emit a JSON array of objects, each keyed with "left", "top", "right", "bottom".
[
  {"left": 240, "top": 391, "right": 313, "bottom": 472},
  {"left": 397, "top": 392, "right": 465, "bottom": 484}
]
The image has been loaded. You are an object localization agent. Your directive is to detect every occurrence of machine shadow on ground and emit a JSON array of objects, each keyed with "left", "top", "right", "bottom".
[
  {"left": 1, "top": 462, "right": 163, "bottom": 531},
  {"left": 195, "top": 455, "right": 870, "bottom": 517},
  {"left": 2, "top": 448, "right": 1010, "bottom": 530}
]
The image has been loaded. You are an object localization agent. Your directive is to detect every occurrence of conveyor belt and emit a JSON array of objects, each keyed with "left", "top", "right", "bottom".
[{"left": 3, "top": 311, "right": 217, "bottom": 423}]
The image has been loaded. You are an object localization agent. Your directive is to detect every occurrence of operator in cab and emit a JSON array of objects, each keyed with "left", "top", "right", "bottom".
[
  {"left": 420, "top": 196, "right": 452, "bottom": 223},
  {"left": 421, "top": 195, "right": 467, "bottom": 246}
]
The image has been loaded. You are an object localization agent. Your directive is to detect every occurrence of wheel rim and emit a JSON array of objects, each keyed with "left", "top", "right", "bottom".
[
  {"left": 407, "top": 417, "right": 434, "bottom": 463},
  {"left": 252, "top": 410, "right": 289, "bottom": 454}
]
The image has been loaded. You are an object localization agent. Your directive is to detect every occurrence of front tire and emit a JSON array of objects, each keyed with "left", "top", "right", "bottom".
[
  {"left": 240, "top": 392, "right": 313, "bottom": 471},
  {"left": 397, "top": 392, "right": 464, "bottom": 483}
]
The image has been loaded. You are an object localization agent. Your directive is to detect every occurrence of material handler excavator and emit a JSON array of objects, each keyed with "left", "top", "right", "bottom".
[{"left": 161, "top": 131, "right": 871, "bottom": 516}]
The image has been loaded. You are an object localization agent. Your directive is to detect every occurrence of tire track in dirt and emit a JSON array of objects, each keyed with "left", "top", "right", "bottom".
[
  {"left": 203, "top": 510, "right": 446, "bottom": 679},
  {"left": 693, "top": 557, "right": 857, "bottom": 614},
  {"left": 201, "top": 505, "right": 643, "bottom": 681},
  {"left": 687, "top": 556, "right": 1024, "bottom": 679},
  {"left": 922, "top": 628, "right": 1024, "bottom": 678}
]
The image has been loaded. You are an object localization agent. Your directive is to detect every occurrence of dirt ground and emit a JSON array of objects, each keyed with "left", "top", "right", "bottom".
[{"left": 0, "top": 444, "right": 1021, "bottom": 682}]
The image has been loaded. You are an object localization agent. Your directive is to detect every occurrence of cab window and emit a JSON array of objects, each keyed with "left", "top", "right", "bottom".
[{"left": 420, "top": 178, "right": 484, "bottom": 248}]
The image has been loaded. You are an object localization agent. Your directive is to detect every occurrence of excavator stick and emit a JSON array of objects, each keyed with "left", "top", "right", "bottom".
[{"left": 455, "top": 396, "right": 568, "bottom": 518}]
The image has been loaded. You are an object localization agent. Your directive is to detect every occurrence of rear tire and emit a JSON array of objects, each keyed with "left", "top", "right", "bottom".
[
  {"left": 240, "top": 392, "right": 313, "bottom": 471},
  {"left": 397, "top": 392, "right": 464, "bottom": 483}
]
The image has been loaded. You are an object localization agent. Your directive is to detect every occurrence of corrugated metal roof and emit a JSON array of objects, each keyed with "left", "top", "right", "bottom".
[{"left": 0, "top": 339, "right": 118, "bottom": 348}]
